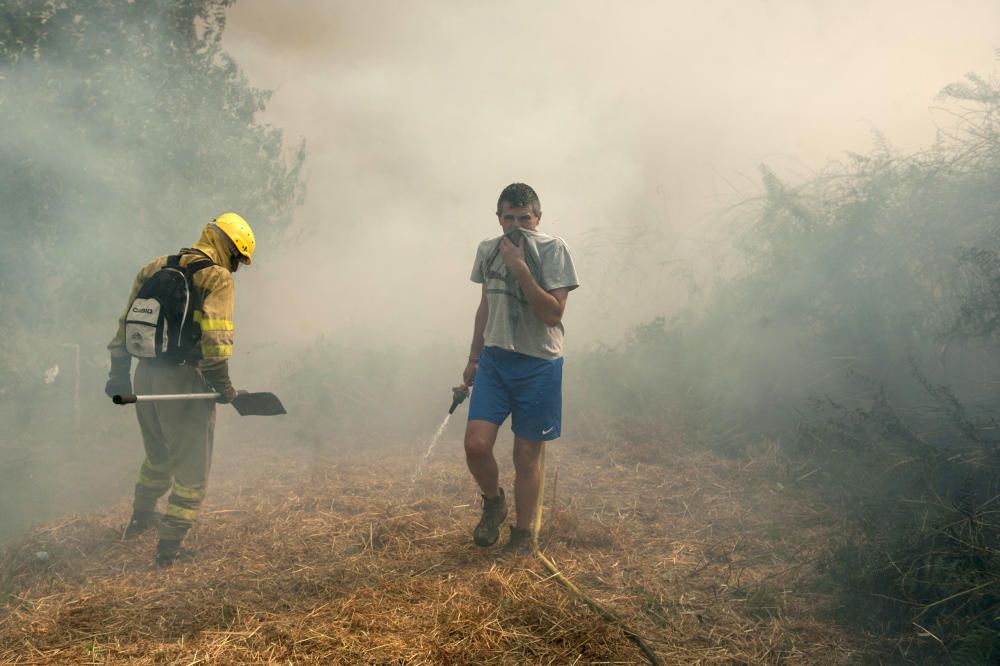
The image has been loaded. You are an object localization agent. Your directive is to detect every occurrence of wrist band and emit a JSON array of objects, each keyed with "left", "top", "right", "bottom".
[{"left": 468, "top": 356, "right": 479, "bottom": 362}]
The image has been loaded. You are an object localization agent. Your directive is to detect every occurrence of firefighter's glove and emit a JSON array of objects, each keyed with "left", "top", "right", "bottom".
[
  {"left": 201, "top": 363, "right": 238, "bottom": 404},
  {"left": 215, "top": 385, "right": 240, "bottom": 405},
  {"left": 105, "top": 356, "right": 132, "bottom": 399}
]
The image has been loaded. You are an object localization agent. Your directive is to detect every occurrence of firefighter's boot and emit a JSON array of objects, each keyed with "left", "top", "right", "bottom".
[
  {"left": 154, "top": 538, "right": 189, "bottom": 567},
  {"left": 123, "top": 510, "right": 156, "bottom": 539}
]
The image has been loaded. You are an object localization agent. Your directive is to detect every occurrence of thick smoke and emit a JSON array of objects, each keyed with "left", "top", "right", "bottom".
[
  {"left": 3, "top": 3, "right": 1000, "bottom": 660},
  {"left": 2, "top": 0, "right": 998, "bottom": 549},
  {"left": 222, "top": 0, "right": 1000, "bottom": 349}
]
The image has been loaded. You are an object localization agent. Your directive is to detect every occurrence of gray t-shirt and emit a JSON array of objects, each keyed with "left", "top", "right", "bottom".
[{"left": 470, "top": 228, "right": 579, "bottom": 360}]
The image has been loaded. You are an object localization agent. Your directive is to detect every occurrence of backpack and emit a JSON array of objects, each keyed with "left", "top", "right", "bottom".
[{"left": 124, "top": 253, "right": 214, "bottom": 363}]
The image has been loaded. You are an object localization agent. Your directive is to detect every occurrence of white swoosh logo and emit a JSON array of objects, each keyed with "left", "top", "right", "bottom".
[{"left": 542, "top": 426, "right": 555, "bottom": 435}]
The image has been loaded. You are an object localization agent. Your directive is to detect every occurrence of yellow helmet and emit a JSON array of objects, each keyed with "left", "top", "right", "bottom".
[{"left": 213, "top": 212, "right": 255, "bottom": 265}]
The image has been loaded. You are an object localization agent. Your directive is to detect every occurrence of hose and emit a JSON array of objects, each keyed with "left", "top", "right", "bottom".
[{"left": 531, "top": 443, "right": 664, "bottom": 666}]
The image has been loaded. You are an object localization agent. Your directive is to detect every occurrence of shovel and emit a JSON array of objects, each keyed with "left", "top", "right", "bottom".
[{"left": 113, "top": 391, "right": 286, "bottom": 416}]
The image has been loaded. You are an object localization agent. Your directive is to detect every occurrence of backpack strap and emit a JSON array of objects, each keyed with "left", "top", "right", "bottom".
[
  {"left": 175, "top": 249, "right": 214, "bottom": 275},
  {"left": 184, "top": 258, "right": 215, "bottom": 276},
  {"left": 175, "top": 256, "right": 218, "bottom": 352},
  {"left": 180, "top": 256, "right": 217, "bottom": 315},
  {"left": 174, "top": 249, "right": 215, "bottom": 278}
]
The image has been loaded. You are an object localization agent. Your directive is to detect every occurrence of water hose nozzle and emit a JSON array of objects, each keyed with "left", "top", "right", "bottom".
[{"left": 449, "top": 386, "right": 470, "bottom": 414}]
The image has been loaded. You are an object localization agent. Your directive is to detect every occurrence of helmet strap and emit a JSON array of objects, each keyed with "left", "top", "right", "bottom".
[{"left": 211, "top": 223, "right": 243, "bottom": 272}]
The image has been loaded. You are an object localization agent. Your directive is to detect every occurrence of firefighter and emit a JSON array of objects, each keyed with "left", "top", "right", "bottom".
[{"left": 104, "top": 213, "right": 253, "bottom": 566}]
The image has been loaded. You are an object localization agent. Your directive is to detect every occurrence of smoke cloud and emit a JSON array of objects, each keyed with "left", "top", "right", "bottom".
[
  {"left": 222, "top": 0, "right": 1000, "bottom": 349},
  {"left": 2, "top": 0, "right": 998, "bottom": 545}
]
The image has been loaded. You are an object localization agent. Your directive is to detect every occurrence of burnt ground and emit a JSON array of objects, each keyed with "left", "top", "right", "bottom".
[{"left": 0, "top": 423, "right": 870, "bottom": 664}]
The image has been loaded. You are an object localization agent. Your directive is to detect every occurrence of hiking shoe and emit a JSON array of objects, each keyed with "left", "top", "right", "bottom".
[
  {"left": 501, "top": 526, "right": 534, "bottom": 554},
  {"left": 123, "top": 510, "right": 155, "bottom": 539},
  {"left": 473, "top": 489, "right": 508, "bottom": 547},
  {"left": 154, "top": 539, "right": 190, "bottom": 567}
]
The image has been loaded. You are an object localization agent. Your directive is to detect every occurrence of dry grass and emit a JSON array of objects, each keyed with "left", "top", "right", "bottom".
[{"left": 0, "top": 425, "right": 867, "bottom": 664}]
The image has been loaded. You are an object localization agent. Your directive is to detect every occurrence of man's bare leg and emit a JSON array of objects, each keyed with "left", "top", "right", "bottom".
[
  {"left": 465, "top": 419, "right": 501, "bottom": 497},
  {"left": 512, "top": 436, "right": 543, "bottom": 530}
]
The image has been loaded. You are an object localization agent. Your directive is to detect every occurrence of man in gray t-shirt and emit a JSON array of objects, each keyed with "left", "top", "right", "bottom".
[
  {"left": 470, "top": 225, "right": 579, "bottom": 359},
  {"left": 458, "top": 183, "right": 579, "bottom": 552}
]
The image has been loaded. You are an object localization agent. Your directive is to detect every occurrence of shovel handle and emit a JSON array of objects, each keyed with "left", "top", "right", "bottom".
[{"left": 113, "top": 393, "right": 221, "bottom": 404}]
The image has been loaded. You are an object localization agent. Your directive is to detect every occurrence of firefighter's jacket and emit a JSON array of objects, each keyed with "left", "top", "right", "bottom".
[{"left": 108, "top": 224, "right": 236, "bottom": 372}]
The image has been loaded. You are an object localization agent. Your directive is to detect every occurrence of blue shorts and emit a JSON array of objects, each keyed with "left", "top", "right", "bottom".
[{"left": 468, "top": 346, "right": 563, "bottom": 441}]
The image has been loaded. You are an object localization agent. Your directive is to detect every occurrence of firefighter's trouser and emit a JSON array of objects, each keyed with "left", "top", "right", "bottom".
[{"left": 132, "top": 361, "right": 215, "bottom": 542}]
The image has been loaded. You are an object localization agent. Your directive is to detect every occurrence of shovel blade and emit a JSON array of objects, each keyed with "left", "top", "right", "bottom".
[{"left": 232, "top": 391, "right": 286, "bottom": 416}]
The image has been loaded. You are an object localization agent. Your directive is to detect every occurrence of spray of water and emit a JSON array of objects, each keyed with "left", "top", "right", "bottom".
[
  {"left": 410, "top": 413, "right": 452, "bottom": 486},
  {"left": 409, "top": 386, "right": 470, "bottom": 489}
]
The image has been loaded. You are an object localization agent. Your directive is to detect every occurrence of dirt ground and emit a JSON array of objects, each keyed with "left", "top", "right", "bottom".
[{"left": 0, "top": 424, "right": 870, "bottom": 664}]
